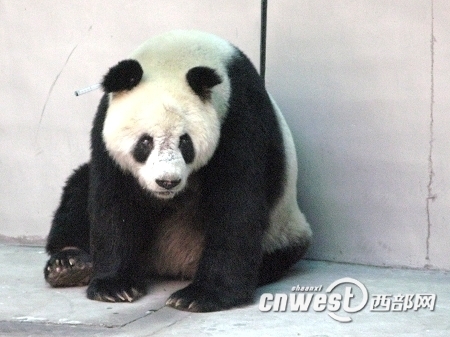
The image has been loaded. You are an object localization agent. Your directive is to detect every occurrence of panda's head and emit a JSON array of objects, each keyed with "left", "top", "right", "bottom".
[{"left": 101, "top": 52, "right": 229, "bottom": 199}]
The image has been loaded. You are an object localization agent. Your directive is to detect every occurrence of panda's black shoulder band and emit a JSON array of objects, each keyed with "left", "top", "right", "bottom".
[
  {"left": 186, "top": 66, "right": 222, "bottom": 100},
  {"left": 102, "top": 59, "right": 143, "bottom": 93}
]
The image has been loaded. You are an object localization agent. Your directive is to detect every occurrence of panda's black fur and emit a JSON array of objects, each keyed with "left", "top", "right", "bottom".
[{"left": 44, "top": 30, "right": 311, "bottom": 312}]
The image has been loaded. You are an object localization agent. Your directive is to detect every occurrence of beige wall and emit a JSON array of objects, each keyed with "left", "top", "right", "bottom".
[
  {"left": 1, "top": 1, "right": 449, "bottom": 270},
  {"left": 265, "top": 0, "right": 450, "bottom": 270}
]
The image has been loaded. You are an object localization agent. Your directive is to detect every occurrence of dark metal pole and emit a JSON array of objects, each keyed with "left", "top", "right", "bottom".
[{"left": 260, "top": 0, "right": 268, "bottom": 84}]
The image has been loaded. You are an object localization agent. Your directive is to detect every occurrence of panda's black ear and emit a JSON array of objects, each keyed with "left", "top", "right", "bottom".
[
  {"left": 186, "top": 67, "right": 222, "bottom": 100},
  {"left": 102, "top": 59, "right": 143, "bottom": 93}
]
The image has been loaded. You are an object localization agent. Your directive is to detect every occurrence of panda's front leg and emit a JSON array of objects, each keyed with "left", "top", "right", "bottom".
[
  {"left": 86, "top": 218, "right": 149, "bottom": 302},
  {"left": 166, "top": 188, "right": 267, "bottom": 312},
  {"left": 85, "top": 185, "right": 148, "bottom": 303},
  {"left": 86, "top": 225, "right": 148, "bottom": 302}
]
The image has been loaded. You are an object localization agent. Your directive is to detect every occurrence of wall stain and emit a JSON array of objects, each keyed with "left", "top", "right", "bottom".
[
  {"left": 425, "top": 0, "right": 436, "bottom": 268},
  {"left": 35, "top": 25, "right": 93, "bottom": 141}
]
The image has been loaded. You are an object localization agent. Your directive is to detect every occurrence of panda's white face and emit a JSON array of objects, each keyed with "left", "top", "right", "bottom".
[
  {"left": 101, "top": 30, "right": 237, "bottom": 199},
  {"left": 103, "top": 82, "right": 221, "bottom": 199}
]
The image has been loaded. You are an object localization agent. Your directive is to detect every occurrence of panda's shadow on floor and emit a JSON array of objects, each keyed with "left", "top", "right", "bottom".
[
  {"left": 254, "top": 259, "right": 315, "bottom": 296},
  {"left": 147, "top": 260, "right": 315, "bottom": 301}
]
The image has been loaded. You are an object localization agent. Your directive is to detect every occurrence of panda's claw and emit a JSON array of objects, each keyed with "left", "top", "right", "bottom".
[
  {"left": 103, "top": 295, "right": 117, "bottom": 302},
  {"left": 188, "top": 301, "right": 198, "bottom": 311},
  {"left": 119, "top": 291, "right": 134, "bottom": 302},
  {"left": 175, "top": 299, "right": 185, "bottom": 308},
  {"left": 131, "top": 288, "right": 140, "bottom": 297},
  {"left": 165, "top": 297, "right": 176, "bottom": 307},
  {"left": 124, "top": 291, "right": 134, "bottom": 303}
]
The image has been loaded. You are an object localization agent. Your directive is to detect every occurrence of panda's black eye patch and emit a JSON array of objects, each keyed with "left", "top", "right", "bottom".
[
  {"left": 132, "top": 134, "right": 153, "bottom": 163},
  {"left": 179, "top": 134, "right": 195, "bottom": 164}
]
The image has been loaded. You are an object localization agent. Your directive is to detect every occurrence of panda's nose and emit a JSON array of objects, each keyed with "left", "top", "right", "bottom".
[{"left": 155, "top": 179, "right": 181, "bottom": 190}]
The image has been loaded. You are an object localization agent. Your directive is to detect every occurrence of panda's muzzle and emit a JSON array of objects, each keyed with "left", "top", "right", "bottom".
[{"left": 133, "top": 136, "right": 193, "bottom": 199}]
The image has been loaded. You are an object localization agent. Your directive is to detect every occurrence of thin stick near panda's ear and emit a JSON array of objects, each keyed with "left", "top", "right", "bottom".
[{"left": 74, "top": 83, "right": 101, "bottom": 96}]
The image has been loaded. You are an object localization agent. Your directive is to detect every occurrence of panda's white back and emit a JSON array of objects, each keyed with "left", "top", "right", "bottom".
[{"left": 264, "top": 97, "right": 312, "bottom": 253}]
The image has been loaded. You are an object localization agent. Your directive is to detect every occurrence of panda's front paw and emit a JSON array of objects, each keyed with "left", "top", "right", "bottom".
[
  {"left": 166, "top": 283, "right": 250, "bottom": 312},
  {"left": 87, "top": 277, "right": 146, "bottom": 303},
  {"left": 44, "top": 248, "right": 93, "bottom": 287}
]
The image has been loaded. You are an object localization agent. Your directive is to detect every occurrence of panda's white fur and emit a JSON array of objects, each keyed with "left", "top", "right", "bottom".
[
  {"left": 103, "top": 31, "right": 234, "bottom": 198},
  {"left": 103, "top": 29, "right": 311, "bottom": 254}
]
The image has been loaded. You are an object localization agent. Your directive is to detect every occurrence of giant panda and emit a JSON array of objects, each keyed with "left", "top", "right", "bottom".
[{"left": 44, "top": 30, "right": 312, "bottom": 312}]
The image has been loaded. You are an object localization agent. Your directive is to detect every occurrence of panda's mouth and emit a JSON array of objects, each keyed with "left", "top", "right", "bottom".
[{"left": 154, "top": 191, "right": 177, "bottom": 199}]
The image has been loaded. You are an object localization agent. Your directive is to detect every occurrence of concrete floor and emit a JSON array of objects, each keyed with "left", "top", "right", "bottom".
[{"left": 0, "top": 244, "right": 448, "bottom": 337}]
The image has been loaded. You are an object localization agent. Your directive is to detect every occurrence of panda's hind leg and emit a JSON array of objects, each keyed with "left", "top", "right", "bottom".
[{"left": 44, "top": 163, "right": 93, "bottom": 287}]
